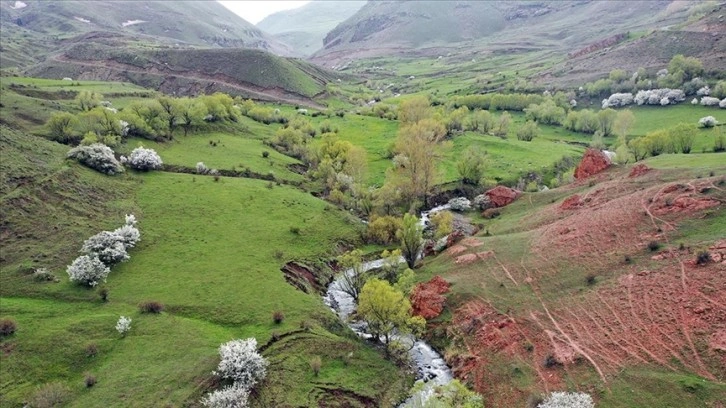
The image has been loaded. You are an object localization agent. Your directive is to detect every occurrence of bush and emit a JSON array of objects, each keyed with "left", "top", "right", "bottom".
[
  {"left": 28, "top": 383, "right": 70, "bottom": 408},
  {"left": 517, "top": 121, "right": 539, "bottom": 141},
  {"left": 700, "top": 96, "right": 721, "bottom": 106},
  {"left": 0, "top": 318, "right": 17, "bottom": 337},
  {"left": 473, "top": 194, "right": 492, "bottom": 210},
  {"left": 98, "top": 287, "right": 109, "bottom": 302},
  {"left": 698, "top": 116, "right": 718, "bottom": 128},
  {"left": 116, "top": 316, "right": 132, "bottom": 337},
  {"left": 214, "top": 338, "right": 268, "bottom": 387},
  {"left": 537, "top": 391, "right": 594, "bottom": 408},
  {"left": 67, "top": 255, "right": 111, "bottom": 287},
  {"left": 85, "top": 343, "right": 99, "bottom": 357},
  {"left": 272, "top": 310, "right": 285, "bottom": 324},
  {"left": 366, "top": 215, "right": 403, "bottom": 244},
  {"left": 696, "top": 251, "right": 711, "bottom": 265},
  {"left": 647, "top": 241, "right": 661, "bottom": 252},
  {"left": 201, "top": 383, "right": 250, "bottom": 408},
  {"left": 196, "top": 161, "right": 209, "bottom": 174},
  {"left": 67, "top": 143, "right": 124, "bottom": 175},
  {"left": 261, "top": 151, "right": 270, "bottom": 158},
  {"left": 448, "top": 197, "right": 471, "bottom": 211},
  {"left": 139, "top": 301, "right": 164, "bottom": 314},
  {"left": 123, "top": 146, "right": 163, "bottom": 171},
  {"left": 84, "top": 374, "right": 97, "bottom": 388},
  {"left": 714, "top": 133, "right": 726, "bottom": 152},
  {"left": 310, "top": 356, "right": 322, "bottom": 376},
  {"left": 32, "top": 268, "right": 58, "bottom": 282}
]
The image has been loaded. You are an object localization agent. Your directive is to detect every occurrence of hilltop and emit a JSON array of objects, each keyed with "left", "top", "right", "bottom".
[
  {"left": 0, "top": 0, "right": 290, "bottom": 69},
  {"left": 257, "top": 0, "right": 366, "bottom": 57}
]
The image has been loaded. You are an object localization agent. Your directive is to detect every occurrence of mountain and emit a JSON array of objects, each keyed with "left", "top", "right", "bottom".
[
  {"left": 0, "top": 0, "right": 291, "bottom": 69},
  {"left": 257, "top": 1, "right": 366, "bottom": 56},
  {"left": 311, "top": 1, "right": 703, "bottom": 66}
]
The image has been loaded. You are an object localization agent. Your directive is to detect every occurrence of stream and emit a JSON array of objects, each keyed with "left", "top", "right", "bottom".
[{"left": 323, "top": 205, "right": 453, "bottom": 407}]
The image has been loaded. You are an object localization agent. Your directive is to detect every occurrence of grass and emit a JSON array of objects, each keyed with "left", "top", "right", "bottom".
[
  {"left": 0, "top": 129, "right": 409, "bottom": 406},
  {"left": 118, "top": 132, "right": 305, "bottom": 182},
  {"left": 629, "top": 104, "right": 726, "bottom": 137}
]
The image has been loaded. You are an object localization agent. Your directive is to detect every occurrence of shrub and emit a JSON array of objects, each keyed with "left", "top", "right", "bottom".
[
  {"left": 543, "top": 354, "right": 561, "bottom": 368},
  {"left": 85, "top": 343, "right": 99, "bottom": 357},
  {"left": 289, "top": 226, "right": 301, "bottom": 235},
  {"left": 28, "top": 383, "right": 70, "bottom": 408},
  {"left": 32, "top": 268, "right": 58, "bottom": 282},
  {"left": 67, "top": 255, "right": 111, "bottom": 287},
  {"left": 700, "top": 96, "right": 721, "bottom": 106},
  {"left": 272, "top": 310, "right": 285, "bottom": 324},
  {"left": 214, "top": 338, "right": 268, "bottom": 387},
  {"left": 139, "top": 301, "right": 164, "bottom": 314},
  {"left": 634, "top": 88, "right": 685, "bottom": 106},
  {"left": 98, "top": 287, "right": 109, "bottom": 302},
  {"left": 123, "top": 146, "right": 163, "bottom": 171},
  {"left": 201, "top": 383, "right": 250, "bottom": 408},
  {"left": 0, "top": 318, "right": 17, "bottom": 337},
  {"left": 714, "top": 133, "right": 726, "bottom": 152},
  {"left": 537, "top": 391, "right": 594, "bottom": 408},
  {"left": 67, "top": 143, "right": 124, "bottom": 175},
  {"left": 698, "top": 116, "right": 718, "bottom": 128},
  {"left": 448, "top": 197, "right": 471, "bottom": 211},
  {"left": 261, "top": 151, "right": 269, "bottom": 158},
  {"left": 473, "top": 194, "right": 492, "bottom": 210},
  {"left": 585, "top": 275, "right": 597, "bottom": 285},
  {"left": 116, "top": 316, "right": 132, "bottom": 337},
  {"left": 309, "top": 356, "right": 322, "bottom": 376},
  {"left": 696, "top": 251, "right": 712, "bottom": 265},
  {"left": 196, "top": 161, "right": 209, "bottom": 174},
  {"left": 112, "top": 224, "right": 141, "bottom": 249},
  {"left": 647, "top": 241, "right": 661, "bottom": 252},
  {"left": 84, "top": 374, "right": 97, "bottom": 388}
]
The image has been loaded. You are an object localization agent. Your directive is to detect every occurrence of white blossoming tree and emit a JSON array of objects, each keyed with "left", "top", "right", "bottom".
[
  {"left": 67, "top": 143, "right": 124, "bottom": 175},
  {"left": 66, "top": 255, "right": 110, "bottom": 286},
  {"left": 200, "top": 384, "right": 249, "bottom": 408},
  {"left": 538, "top": 392, "right": 594, "bottom": 408},
  {"left": 448, "top": 197, "right": 471, "bottom": 211},
  {"left": 214, "top": 338, "right": 268, "bottom": 387},
  {"left": 699, "top": 116, "right": 718, "bottom": 128},
  {"left": 124, "top": 146, "right": 163, "bottom": 171},
  {"left": 81, "top": 231, "right": 130, "bottom": 265}
]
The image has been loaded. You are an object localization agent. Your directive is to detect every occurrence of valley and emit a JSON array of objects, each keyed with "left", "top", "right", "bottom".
[{"left": 1, "top": 1, "right": 725, "bottom": 407}]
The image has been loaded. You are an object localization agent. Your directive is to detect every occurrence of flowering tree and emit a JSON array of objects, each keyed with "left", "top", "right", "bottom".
[
  {"left": 538, "top": 391, "right": 594, "bottom": 408},
  {"left": 66, "top": 255, "right": 110, "bottom": 287},
  {"left": 201, "top": 384, "right": 249, "bottom": 408},
  {"left": 214, "top": 338, "right": 268, "bottom": 388},
  {"left": 67, "top": 143, "right": 124, "bottom": 175},
  {"left": 448, "top": 197, "right": 471, "bottom": 211},
  {"left": 699, "top": 116, "right": 718, "bottom": 128},
  {"left": 124, "top": 146, "right": 163, "bottom": 171},
  {"left": 81, "top": 231, "right": 130, "bottom": 265}
]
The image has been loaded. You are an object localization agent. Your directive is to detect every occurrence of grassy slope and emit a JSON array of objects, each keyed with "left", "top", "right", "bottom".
[{"left": 414, "top": 154, "right": 726, "bottom": 406}]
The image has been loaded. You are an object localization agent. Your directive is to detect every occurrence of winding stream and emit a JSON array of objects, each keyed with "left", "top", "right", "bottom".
[{"left": 323, "top": 205, "right": 453, "bottom": 406}]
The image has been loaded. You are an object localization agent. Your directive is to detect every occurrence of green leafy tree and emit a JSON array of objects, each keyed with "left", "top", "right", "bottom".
[
  {"left": 177, "top": 98, "right": 208, "bottom": 136},
  {"left": 397, "top": 213, "right": 423, "bottom": 269},
  {"left": 398, "top": 95, "right": 432, "bottom": 125},
  {"left": 465, "top": 110, "right": 494, "bottom": 133},
  {"left": 613, "top": 110, "right": 636, "bottom": 140},
  {"left": 411, "top": 379, "right": 484, "bottom": 407},
  {"left": 516, "top": 120, "right": 539, "bottom": 141},
  {"left": 668, "top": 54, "right": 703, "bottom": 82},
  {"left": 430, "top": 211, "right": 453, "bottom": 240},
  {"left": 597, "top": 108, "right": 617, "bottom": 136},
  {"left": 157, "top": 96, "right": 179, "bottom": 137},
  {"left": 456, "top": 147, "right": 486, "bottom": 185},
  {"left": 338, "top": 249, "right": 366, "bottom": 301},
  {"left": 670, "top": 123, "right": 697, "bottom": 154},
  {"left": 75, "top": 91, "right": 102, "bottom": 111},
  {"left": 358, "top": 278, "right": 425, "bottom": 347},
  {"left": 46, "top": 112, "right": 80, "bottom": 144},
  {"left": 493, "top": 111, "right": 511, "bottom": 138}
]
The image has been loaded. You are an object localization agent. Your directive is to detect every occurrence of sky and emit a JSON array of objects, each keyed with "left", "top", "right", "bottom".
[{"left": 218, "top": 1, "right": 311, "bottom": 24}]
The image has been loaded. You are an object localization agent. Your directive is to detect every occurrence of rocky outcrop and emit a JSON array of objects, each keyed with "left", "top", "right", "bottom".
[
  {"left": 574, "top": 149, "right": 611, "bottom": 180},
  {"left": 484, "top": 186, "right": 521, "bottom": 208},
  {"left": 629, "top": 163, "right": 651, "bottom": 178},
  {"left": 410, "top": 276, "right": 450, "bottom": 319}
]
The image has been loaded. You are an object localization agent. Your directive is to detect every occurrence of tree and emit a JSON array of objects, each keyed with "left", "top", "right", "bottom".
[
  {"left": 613, "top": 110, "right": 636, "bottom": 140},
  {"left": 670, "top": 123, "right": 696, "bottom": 154},
  {"left": 67, "top": 143, "right": 124, "bottom": 175},
  {"left": 124, "top": 146, "right": 163, "bottom": 171},
  {"left": 537, "top": 391, "right": 594, "bottom": 408},
  {"left": 597, "top": 108, "right": 617, "bottom": 136},
  {"left": 389, "top": 118, "right": 447, "bottom": 207},
  {"left": 410, "top": 379, "right": 483, "bottom": 407},
  {"left": 214, "top": 338, "right": 268, "bottom": 387},
  {"left": 201, "top": 384, "right": 249, "bottom": 408},
  {"left": 516, "top": 120, "right": 539, "bottom": 141},
  {"left": 668, "top": 54, "right": 703, "bottom": 82},
  {"left": 357, "top": 278, "right": 425, "bottom": 346},
  {"left": 430, "top": 211, "right": 453, "bottom": 240},
  {"left": 398, "top": 95, "right": 432, "bottom": 125},
  {"left": 46, "top": 112, "right": 80, "bottom": 144},
  {"left": 493, "top": 111, "right": 511, "bottom": 138},
  {"left": 456, "top": 147, "right": 486, "bottom": 185},
  {"left": 397, "top": 213, "right": 423, "bottom": 269},
  {"left": 177, "top": 98, "right": 207, "bottom": 136},
  {"left": 465, "top": 110, "right": 494, "bottom": 133},
  {"left": 629, "top": 137, "right": 649, "bottom": 161},
  {"left": 75, "top": 91, "right": 102, "bottom": 111},
  {"left": 157, "top": 96, "right": 179, "bottom": 137},
  {"left": 66, "top": 255, "right": 110, "bottom": 286},
  {"left": 337, "top": 249, "right": 366, "bottom": 301}
]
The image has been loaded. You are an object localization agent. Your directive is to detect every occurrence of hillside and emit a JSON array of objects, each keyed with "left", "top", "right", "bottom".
[
  {"left": 0, "top": 0, "right": 291, "bottom": 69},
  {"left": 311, "top": 0, "right": 701, "bottom": 67},
  {"left": 257, "top": 0, "right": 366, "bottom": 57},
  {"left": 23, "top": 37, "right": 337, "bottom": 105},
  {"left": 417, "top": 158, "right": 726, "bottom": 407}
]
